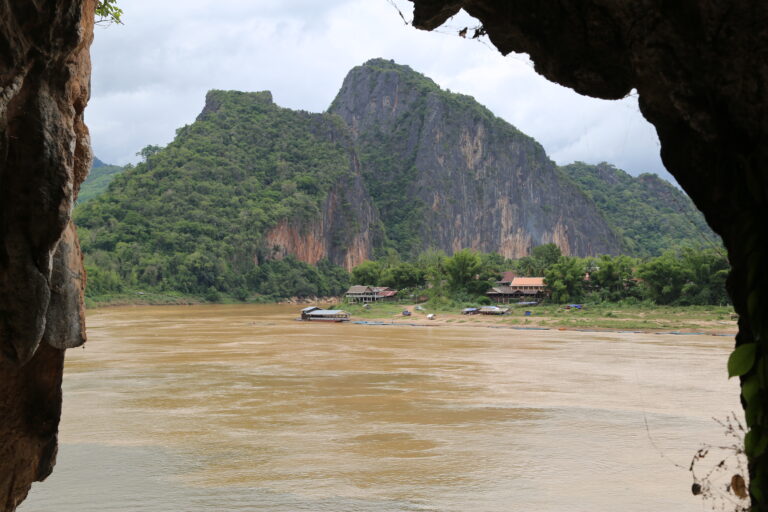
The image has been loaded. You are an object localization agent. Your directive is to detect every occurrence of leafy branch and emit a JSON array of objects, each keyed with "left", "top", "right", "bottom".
[{"left": 96, "top": 0, "right": 123, "bottom": 25}]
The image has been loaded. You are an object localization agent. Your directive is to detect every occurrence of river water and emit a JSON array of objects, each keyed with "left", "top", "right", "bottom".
[{"left": 20, "top": 304, "right": 741, "bottom": 511}]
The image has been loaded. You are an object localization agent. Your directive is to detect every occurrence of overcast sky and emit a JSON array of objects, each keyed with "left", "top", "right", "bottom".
[{"left": 88, "top": 0, "right": 670, "bottom": 181}]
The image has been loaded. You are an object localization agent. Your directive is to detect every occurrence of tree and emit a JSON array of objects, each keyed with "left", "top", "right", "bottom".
[
  {"left": 443, "top": 249, "right": 482, "bottom": 292},
  {"left": 96, "top": 0, "right": 123, "bottom": 24},
  {"left": 416, "top": 248, "right": 447, "bottom": 284},
  {"left": 531, "top": 243, "right": 562, "bottom": 267},
  {"left": 638, "top": 248, "right": 729, "bottom": 305},
  {"left": 544, "top": 256, "right": 586, "bottom": 303},
  {"left": 351, "top": 260, "right": 383, "bottom": 286},
  {"left": 136, "top": 144, "right": 162, "bottom": 162},
  {"left": 479, "top": 252, "right": 509, "bottom": 273},
  {"left": 443, "top": 248, "right": 497, "bottom": 296},
  {"left": 590, "top": 254, "right": 638, "bottom": 302},
  {"left": 516, "top": 243, "right": 562, "bottom": 275},
  {"left": 382, "top": 262, "right": 426, "bottom": 289}
]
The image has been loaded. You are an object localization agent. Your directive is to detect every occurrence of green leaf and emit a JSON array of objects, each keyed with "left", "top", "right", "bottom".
[
  {"left": 728, "top": 343, "right": 758, "bottom": 378},
  {"left": 751, "top": 478, "right": 765, "bottom": 505},
  {"left": 742, "top": 373, "right": 761, "bottom": 404},
  {"left": 746, "top": 428, "right": 768, "bottom": 459}
]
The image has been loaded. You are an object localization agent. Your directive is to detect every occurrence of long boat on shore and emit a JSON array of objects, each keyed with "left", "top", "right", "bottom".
[{"left": 300, "top": 306, "right": 350, "bottom": 322}]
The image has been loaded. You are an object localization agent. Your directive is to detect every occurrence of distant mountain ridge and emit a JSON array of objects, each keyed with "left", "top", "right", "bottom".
[
  {"left": 78, "top": 157, "right": 124, "bottom": 203},
  {"left": 74, "top": 58, "right": 716, "bottom": 297},
  {"left": 329, "top": 58, "right": 622, "bottom": 258},
  {"left": 562, "top": 161, "right": 716, "bottom": 256}
]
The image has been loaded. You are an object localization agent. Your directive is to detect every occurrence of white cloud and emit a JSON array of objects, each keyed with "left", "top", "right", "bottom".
[{"left": 87, "top": 0, "right": 669, "bottom": 181}]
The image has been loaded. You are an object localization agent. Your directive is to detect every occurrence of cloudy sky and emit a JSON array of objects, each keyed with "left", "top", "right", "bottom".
[{"left": 88, "top": 0, "right": 670, "bottom": 180}]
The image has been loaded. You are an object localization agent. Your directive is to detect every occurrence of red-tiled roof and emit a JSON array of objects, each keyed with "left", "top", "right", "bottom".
[{"left": 510, "top": 277, "right": 546, "bottom": 287}]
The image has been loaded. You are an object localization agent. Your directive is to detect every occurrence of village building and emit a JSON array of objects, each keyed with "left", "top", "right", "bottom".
[
  {"left": 486, "top": 276, "right": 550, "bottom": 303},
  {"left": 345, "top": 285, "right": 398, "bottom": 303},
  {"left": 496, "top": 271, "right": 517, "bottom": 285},
  {"left": 373, "top": 287, "right": 398, "bottom": 301}
]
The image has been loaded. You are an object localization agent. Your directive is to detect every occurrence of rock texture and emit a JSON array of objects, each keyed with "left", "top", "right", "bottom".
[
  {"left": 75, "top": 89, "right": 382, "bottom": 284},
  {"left": 407, "top": 0, "right": 768, "bottom": 506},
  {"left": 264, "top": 172, "right": 380, "bottom": 270},
  {"left": 330, "top": 59, "right": 622, "bottom": 258},
  {"left": 0, "top": 0, "right": 93, "bottom": 509}
]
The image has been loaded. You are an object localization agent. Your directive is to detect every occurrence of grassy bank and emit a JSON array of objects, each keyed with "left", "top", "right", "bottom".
[
  {"left": 85, "top": 291, "right": 206, "bottom": 308},
  {"left": 342, "top": 302, "right": 737, "bottom": 333},
  {"left": 85, "top": 291, "right": 326, "bottom": 308},
  {"left": 85, "top": 293, "right": 736, "bottom": 334}
]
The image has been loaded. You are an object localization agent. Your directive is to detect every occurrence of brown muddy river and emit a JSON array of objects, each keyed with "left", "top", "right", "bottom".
[{"left": 20, "top": 304, "right": 741, "bottom": 511}]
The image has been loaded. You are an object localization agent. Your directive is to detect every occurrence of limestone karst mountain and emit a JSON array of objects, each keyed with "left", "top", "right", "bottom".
[
  {"left": 329, "top": 58, "right": 622, "bottom": 258},
  {"left": 75, "top": 59, "right": 714, "bottom": 297}
]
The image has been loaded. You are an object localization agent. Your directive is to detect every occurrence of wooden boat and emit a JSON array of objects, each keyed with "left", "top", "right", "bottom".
[
  {"left": 479, "top": 306, "right": 510, "bottom": 315},
  {"left": 300, "top": 306, "right": 350, "bottom": 322}
]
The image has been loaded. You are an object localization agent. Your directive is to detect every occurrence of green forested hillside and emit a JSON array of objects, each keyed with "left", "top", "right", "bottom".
[
  {"left": 78, "top": 157, "right": 124, "bottom": 203},
  {"left": 562, "top": 162, "right": 718, "bottom": 256},
  {"left": 75, "top": 63, "right": 719, "bottom": 302},
  {"left": 75, "top": 90, "right": 356, "bottom": 298}
]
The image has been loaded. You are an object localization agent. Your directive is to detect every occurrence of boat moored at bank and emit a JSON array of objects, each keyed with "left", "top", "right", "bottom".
[{"left": 300, "top": 306, "right": 350, "bottom": 322}]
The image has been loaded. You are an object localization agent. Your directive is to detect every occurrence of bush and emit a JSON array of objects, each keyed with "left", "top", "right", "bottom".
[{"left": 204, "top": 286, "right": 221, "bottom": 303}]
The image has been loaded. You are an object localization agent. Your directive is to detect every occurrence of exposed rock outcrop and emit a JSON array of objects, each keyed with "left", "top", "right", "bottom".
[
  {"left": 0, "top": 0, "right": 93, "bottom": 509},
  {"left": 330, "top": 59, "right": 622, "bottom": 258},
  {"left": 408, "top": 0, "right": 768, "bottom": 506},
  {"left": 75, "top": 89, "right": 383, "bottom": 287},
  {"left": 264, "top": 172, "right": 380, "bottom": 270}
]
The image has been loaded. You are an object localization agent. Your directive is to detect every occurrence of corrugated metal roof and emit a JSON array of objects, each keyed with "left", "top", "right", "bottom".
[
  {"left": 346, "top": 285, "right": 373, "bottom": 294},
  {"left": 378, "top": 290, "right": 397, "bottom": 297},
  {"left": 301, "top": 306, "right": 321, "bottom": 312},
  {"left": 487, "top": 286, "right": 515, "bottom": 294},
  {"left": 307, "top": 309, "right": 347, "bottom": 316}
]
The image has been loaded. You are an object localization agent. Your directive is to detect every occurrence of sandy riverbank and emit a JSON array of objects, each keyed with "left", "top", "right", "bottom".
[{"left": 346, "top": 303, "right": 738, "bottom": 336}]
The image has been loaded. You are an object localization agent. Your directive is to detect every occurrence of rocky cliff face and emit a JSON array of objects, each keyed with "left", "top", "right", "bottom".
[
  {"left": 75, "top": 89, "right": 381, "bottom": 293},
  {"left": 196, "top": 90, "right": 381, "bottom": 270},
  {"left": 264, "top": 171, "right": 380, "bottom": 270},
  {"left": 330, "top": 59, "right": 622, "bottom": 258},
  {"left": 0, "top": 0, "right": 93, "bottom": 509}
]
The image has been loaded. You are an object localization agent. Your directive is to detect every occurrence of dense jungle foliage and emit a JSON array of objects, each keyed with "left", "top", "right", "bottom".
[
  {"left": 562, "top": 162, "right": 717, "bottom": 257},
  {"left": 76, "top": 90, "right": 357, "bottom": 300},
  {"left": 347, "top": 244, "right": 729, "bottom": 307},
  {"left": 77, "top": 69, "right": 721, "bottom": 303},
  {"left": 78, "top": 157, "right": 125, "bottom": 203}
]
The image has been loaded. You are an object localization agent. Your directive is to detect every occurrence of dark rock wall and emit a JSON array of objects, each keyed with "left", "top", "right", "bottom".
[
  {"left": 0, "top": 0, "right": 93, "bottom": 509},
  {"left": 1, "top": 0, "right": 765, "bottom": 508},
  {"left": 408, "top": 0, "right": 768, "bottom": 506},
  {"left": 331, "top": 60, "right": 622, "bottom": 258}
]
